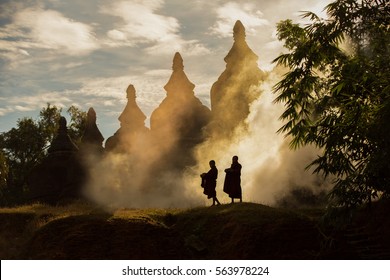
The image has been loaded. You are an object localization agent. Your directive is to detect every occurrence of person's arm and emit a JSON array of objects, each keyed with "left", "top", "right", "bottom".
[{"left": 230, "top": 164, "right": 241, "bottom": 174}]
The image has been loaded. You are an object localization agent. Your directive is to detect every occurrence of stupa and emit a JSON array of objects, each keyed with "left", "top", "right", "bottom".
[
  {"left": 48, "top": 116, "right": 78, "bottom": 154},
  {"left": 80, "top": 107, "right": 104, "bottom": 153},
  {"left": 150, "top": 52, "right": 211, "bottom": 166},
  {"left": 28, "top": 117, "right": 84, "bottom": 204},
  {"left": 210, "top": 20, "right": 266, "bottom": 137},
  {"left": 105, "top": 84, "right": 149, "bottom": 152}
]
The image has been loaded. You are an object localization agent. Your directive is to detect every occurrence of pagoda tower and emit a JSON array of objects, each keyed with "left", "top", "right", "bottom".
[
  {"left": 28, "top": 117, "right": 84, "bottom": 204},
  {"left": 210, "top": 20, "right": 266, "bottom": 137},
  {"left": 150, "top": 52, "right": 211, "bottom": 167},
  {"left": 80, "top": 107, "right": 104, "bottom": 153},
  {"left": 105, "top": 84, "right": 149, "bottom": 152},
  {"left": 48, "top": 116, "right": 78, "bottom": 154}
]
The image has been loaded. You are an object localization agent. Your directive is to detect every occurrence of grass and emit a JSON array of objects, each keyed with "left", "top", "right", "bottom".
[{"left": 1, "top": 200, "right": 389, "bottom": 259}]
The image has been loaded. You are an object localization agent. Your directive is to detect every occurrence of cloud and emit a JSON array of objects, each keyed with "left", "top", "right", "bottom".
[
  {"left": 0, "top": 91, "right": 72, "bottom": 116},
  {"left": 210, "top": 2, "right": 270, "bottom": 37},
  {"left": 145, "top": 37, "right": 210, "bottom": 56},
  {"left": 52, "top": 73, "right": 168, "bottom": 121},
  {"left": 101, "top": 0, "right": 179, "bottom": 42},
  {"left": 0, "top": 6, "right": 99, "bottom": 65},
  {"left": 7, "top": 92, "right": 72, "bottom": 108},
  {"left": 100, "top": 0, "right": 210, "bottom": 56},
  {"left": 107, "top": 29, "right": 127, "bottom": 41}
]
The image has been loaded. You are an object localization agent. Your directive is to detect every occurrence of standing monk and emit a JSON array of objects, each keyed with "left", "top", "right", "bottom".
[
  {"left": 223, "top": 155, "right": 242, "bottom": 203},
  {"left": 201, "top": 160, "right": 221, "bottom": 206}
]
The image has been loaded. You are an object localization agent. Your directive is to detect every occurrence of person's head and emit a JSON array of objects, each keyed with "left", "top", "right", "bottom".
[
  {"left": 232, "top": 155, "right": 238, "bottom": 163},
  {"left": 209, "top": 160, "right": 216, "bottom": 168}
]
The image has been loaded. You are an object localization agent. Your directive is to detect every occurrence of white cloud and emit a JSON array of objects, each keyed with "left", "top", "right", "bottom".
[
  {"left": 76, "top": 76, "right": 133, "bottom": 99},
  {"left": 101, "top": 0, "right": 179, "bottom": 43},
  {"left": 210, "top": 2, "right": 270, "bottom": 37},
  {"left": 107, "top": 29, "right": 127, "bottom": 41},
  {"left": 0, "top": 91, "right": 73, "bottom": 116},
  {"left": 18, "top": 49, "right": 30, "bottom": 56},
  {"left": 7, "top": 92, "right": 72, "bottom": 108},
  {"left": 100, "top": 0, "right": 210, "bottom": 56},
  {"left": 14, "top": 105, "right": 35, "bottom": 112},
  {"left": 0, "top": 107, "right": 13, "bottom": 116},
  {"left": 14, "top": 7, "right": 99, "bottom": 55},
  {"left": 0, "top": 6, "right": 99, "bottom": 63},
  {"left": 145, "top": 37, "right": 210, "bottom": 56}
]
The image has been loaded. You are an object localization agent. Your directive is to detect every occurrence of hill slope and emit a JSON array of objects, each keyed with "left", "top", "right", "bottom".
[{"left": 1, "top": 201, "right": 389, "bottom": 259}]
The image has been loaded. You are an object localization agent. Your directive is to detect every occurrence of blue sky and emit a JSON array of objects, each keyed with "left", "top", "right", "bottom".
[{"left": 0, "top": 0, "right": 332, "bottom": 139}]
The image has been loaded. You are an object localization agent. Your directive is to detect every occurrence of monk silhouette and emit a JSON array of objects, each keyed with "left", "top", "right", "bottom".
[
  {"left": 223, "top": 155, "right": 242, "bottom": 203},
  {"left": 200, "top": 160, "right": 221, "bottom": 206}
]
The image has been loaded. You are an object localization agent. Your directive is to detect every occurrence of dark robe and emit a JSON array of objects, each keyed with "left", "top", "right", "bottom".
[
  {"left": 223, "top": 162, "right": 242, "bottom": 199},
  {"left": 201, "top": 166, "right": 218, "bottom": 199}
]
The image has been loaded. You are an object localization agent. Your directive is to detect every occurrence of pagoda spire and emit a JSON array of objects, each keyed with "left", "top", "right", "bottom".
[
  {"left": 233, "top": 20, "right": 245, "bottom": 42},
  {"left": 80, "top": 107, "right": 104, "bottom": 151},
  {"left": 48, "top": 116, "right": 78, "bottom": 154},
  {"left": 105, "top": 84, "right": 148, "bottom": 152},
  {"left": 224, "top": 20, "right": 258, "bottom": 64},
  {"left": 210, "top": 20, "right": 266, "bottom": 137},
  {"left": 118, "top": 84, "right": 147, "bottom": 131},
  {"left": 163, "top": 52, "right": 195, "bottom": 98},
  {"left": 172, "top": 52, "right": 184, "bottom": 71}
]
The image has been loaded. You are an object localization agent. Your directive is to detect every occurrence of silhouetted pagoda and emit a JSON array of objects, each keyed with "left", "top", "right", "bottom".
[
  {"left": 105, "top": 84, "right": 149, "bottom": 152},
  {"left": 28, "top": 117, "right": 84, "bottom": 205},
  {"left": 150, "top": 52, "right": 211, "bottom": 167},
  {"left": 210, "top": 20, "right": 266, "bottom": 137},
  {"left": 80, "top": 107, "right": 104, "bottom": 153},
  {"left": 48, "top": 117, "right": 78, "bottom": 154}
]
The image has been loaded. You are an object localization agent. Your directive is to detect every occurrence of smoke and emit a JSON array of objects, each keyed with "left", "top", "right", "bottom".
[
  {"left": 83, "top": 68, "right": 331, "bottom": 209},
  {"left": 83, "top": 116, "right": 206, "bottom": 209},
  {"left": 189, "top": 69, "right": 332, "bottom": 206},
  {"left": 83, "top": 71, "right": 208, "bottom": 209}
]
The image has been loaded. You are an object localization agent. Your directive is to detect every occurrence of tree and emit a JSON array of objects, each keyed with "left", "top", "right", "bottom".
[
  {"left": 0, "top": 104, "right": 87, "bottom": 206},
  {"left": 0, "top": 117, "right": 46, "bottom": 205},
  {"left": 66, "top": 105, "right": 87, "bottom": 145},
  {"left": 0, "top": 151, "right": 9, "bottom": 204},
  {"left": 273, "top": 0, "right": 389, "bottom": 207},
  {"left": 38, "top": 103, "right": 62, "bottom": 148}
]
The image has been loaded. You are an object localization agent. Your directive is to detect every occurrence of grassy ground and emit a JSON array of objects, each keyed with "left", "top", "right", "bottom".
[{"left": 0, "top": 200, "right": 389, "bottom": 259}]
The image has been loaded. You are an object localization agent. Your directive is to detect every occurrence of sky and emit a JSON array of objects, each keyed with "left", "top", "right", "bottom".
[{"left": 0, "top": 0, "right": 333, "bottom": 139}]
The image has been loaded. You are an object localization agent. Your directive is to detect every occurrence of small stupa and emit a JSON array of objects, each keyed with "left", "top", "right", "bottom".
[
  {"left": 48, "top": 116, "right": 78, "bottom": 154},
  {"left": 80, "top": 107, "right": 104, "bottom": 153},
  {"left": 28, "top": 117, "right": 84, "bottom": 205},
  {"left": 105, "top": 84, "right": 149, "bottom": 152},
  {"left": 150, "top": 52, "right": 211, "bottom": 167},
  {"left": 210, "top": 20, "right": 266, "bottom": 137}
]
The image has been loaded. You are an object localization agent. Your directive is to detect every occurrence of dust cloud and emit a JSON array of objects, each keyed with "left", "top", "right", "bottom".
[
  {"left": 189, "top": 70, "right": 332, "bottom": 206},
  {"left": 83, "top": 68, "right": 331, "bottom": 209},
  {"left": 83, "top": 110, "right": 206, "bottom": 209}
]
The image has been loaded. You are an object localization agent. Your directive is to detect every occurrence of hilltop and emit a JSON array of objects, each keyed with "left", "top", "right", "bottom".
[{"left": 1, "top": 201, "right": 390, "bottom": 259}]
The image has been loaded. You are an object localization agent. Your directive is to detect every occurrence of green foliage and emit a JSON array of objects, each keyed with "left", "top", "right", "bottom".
[
  {"left": 38, "top": 103, "right": 62, "bottom": 147},
  {"left": 0, "top": 104, "right": 87, "bottom": 206},
  {"left": 0, "top": 151, "right": 9, "bottom": 204},
  {"left": 273, "top": 0, "right": 389, "bottom": 207},
  {"left": 0, "top": 118, "right": 46, "bottom": 205},
  {"left": 67, "top": 105, "right": 87, "bottom": 145}
]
